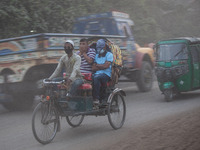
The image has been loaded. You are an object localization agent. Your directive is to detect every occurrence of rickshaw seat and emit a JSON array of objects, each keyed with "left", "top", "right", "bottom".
[
  {"left": 78, "top": 83, "right": 92, "bottom": 89},
  {"left": 80, "top": 73, "right": 111, "bottom": 89},
  {"left": 81, "top": 73, "right": 92, "bottom": 81},
  {"left": 78, "top": 83, "right": 92, "bottom": 97}
]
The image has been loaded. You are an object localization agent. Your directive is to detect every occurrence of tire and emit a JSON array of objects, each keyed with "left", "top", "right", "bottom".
[
  {"left": 2, "top": 92, "right": 34, "bottom": 111},
  {"left": 136, "top": 61, "right": 153, "bottom": 92},
  {"left": 0, "top": 72, "right": 16, "bottom": 111},
  {"left": 32, "top": 74, "right": 47, "bottom": 95},
  {"left": 26, "top": 67, "right": 54, "bottom": 96},
  {"left": 107, "top": 93, "right": 126, "bottom": 130},
  {"left": 32, "top": 102, "right": 59, "bottom": 144},
  {"left": 1, "top": 99, "right": 15, "bottom": 111},
  {"left": 1, "top": 71, "right": 34, "bottom": 110},
  {"left": 163, "top": 89, "right": 173, "bottom": 102},
  {"left": 66, "top": 115, "right": 84, "bottom": 127}
]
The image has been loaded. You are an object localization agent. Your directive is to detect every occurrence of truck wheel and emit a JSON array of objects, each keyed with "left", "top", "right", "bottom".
[
  {"left": 136, "top": 61, "right": 153, "bottom": 92},
  {"left": 2, "top": 92, "right": 34, "bottom": 111},
  {"left": 0, "top": 72, "right": 17, "bottom": 110},
  {"left": 1, "top": 77, "right": 34, "bottom": 110},
  {"left": 1, "top": 94, "right": 15, "bottom": 111},
  {"left": 30, "top": 69, "right": 54, "bottom": 95}
]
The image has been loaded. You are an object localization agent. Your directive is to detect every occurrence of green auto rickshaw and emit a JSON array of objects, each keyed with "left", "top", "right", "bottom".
[{"left": 155, "top": 37, "right": 200, "bottom": 101}]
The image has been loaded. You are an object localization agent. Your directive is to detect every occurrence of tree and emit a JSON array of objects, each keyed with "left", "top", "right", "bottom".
[
  {"left": 0, "top": 0, "right": 106, "bottom": 39},
  {"left": 0, "top": 0, "right": 31, "bottom": 38},
  {"left": 101, "top": 0, "right": 159, "bottom": 45},
  {"left": 1, "top": 0, "right": 199, "bottom": 44}
]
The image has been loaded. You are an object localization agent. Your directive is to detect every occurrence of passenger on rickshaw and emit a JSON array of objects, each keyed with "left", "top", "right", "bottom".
[
  {"left": 48, "top": 40, "right": 83, "bottom": 97},
  {"left": 77, "top": 38, "right": 96, "bottom": 73},
  {"left": 92, "top": 39, "right": 113, "bottom": 105},
  {"left": 75, "top": 38, "right": 96, "bottom": 97}
]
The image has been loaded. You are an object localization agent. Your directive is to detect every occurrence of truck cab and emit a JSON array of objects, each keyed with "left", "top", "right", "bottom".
[{"left": 73, "top": 11, "right": 134, "bottom": 37}]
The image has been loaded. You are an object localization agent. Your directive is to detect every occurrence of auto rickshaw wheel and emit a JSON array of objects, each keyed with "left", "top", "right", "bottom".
[{"left": 163, "top": 89, "right": 173, "bottom": 102}]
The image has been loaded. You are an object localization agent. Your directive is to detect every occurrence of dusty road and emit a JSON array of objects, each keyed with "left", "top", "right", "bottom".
[
  {"left": 103, "top": 107, "right": 200, "bottom": 150},
  {"left": 0, "top": 82, "right": 200, "bottom": 150}
]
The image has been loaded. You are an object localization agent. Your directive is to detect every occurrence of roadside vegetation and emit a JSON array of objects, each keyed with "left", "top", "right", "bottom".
[{"left": 0, "top": 0, "right": 199, "bottom": 45}]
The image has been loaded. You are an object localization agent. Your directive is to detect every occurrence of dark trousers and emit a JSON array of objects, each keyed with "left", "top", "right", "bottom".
[{"left": 93, "top": 73, "right": 110, "bottom": 100}]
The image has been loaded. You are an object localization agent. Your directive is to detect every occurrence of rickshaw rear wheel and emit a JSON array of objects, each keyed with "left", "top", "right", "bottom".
[
  {"left": 107, "top": 92, "right": 126, "bottom": 129},
  {"left": 163, "top": 89, "right": 173, "bottom": 102},
  {"left": 32, "top": 102, "right": 59, "bottom": 144},
  {"left": 66, "top": 115, "right": 84, "bottom": 127}
]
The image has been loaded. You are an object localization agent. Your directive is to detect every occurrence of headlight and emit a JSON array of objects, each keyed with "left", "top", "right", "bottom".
[
  {"left": 156, "top": 64, "right": 189, "bottom": 82},
  {"left": 174, "top": 66, "right": 182, "bottom": 76},
  {"left": 173, "top": 65, "right": 189, "bottom": 77}
]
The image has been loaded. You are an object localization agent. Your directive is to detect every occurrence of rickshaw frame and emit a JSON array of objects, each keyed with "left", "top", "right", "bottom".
[{"left": 32, "top": 79, "right": 126, "bottom": 144}]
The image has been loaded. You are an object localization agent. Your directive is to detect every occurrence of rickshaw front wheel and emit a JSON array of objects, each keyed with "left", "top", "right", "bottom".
[
  {"left": 32, "top": 102, "right": 59, "bottom": 144},
  {"left": 163, "top": 89, "right": 173, "bottom": 102}
]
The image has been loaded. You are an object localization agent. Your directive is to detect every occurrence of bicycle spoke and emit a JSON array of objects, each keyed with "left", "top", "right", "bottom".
[{"left": 32, "top": 102, "right": 58, "bottom": 144}]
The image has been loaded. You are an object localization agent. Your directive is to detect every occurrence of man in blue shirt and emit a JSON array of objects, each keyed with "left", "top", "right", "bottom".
[{"left": 92, "top": 39, "right": 113, "bottom": 105}]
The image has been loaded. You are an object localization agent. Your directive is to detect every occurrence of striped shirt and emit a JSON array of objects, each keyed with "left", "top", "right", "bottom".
[{"left": 77, "top": 48, "right": 96, "bottom": 73}]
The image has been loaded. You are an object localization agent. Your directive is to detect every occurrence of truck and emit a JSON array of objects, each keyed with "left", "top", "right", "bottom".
[{"left": 0, "top": 11, "right": 154, "bottom": 110}]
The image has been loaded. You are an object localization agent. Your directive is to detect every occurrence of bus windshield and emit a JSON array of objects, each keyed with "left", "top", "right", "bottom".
[{"left": 156, "top": 43, "right": 188, "bottom": 61}]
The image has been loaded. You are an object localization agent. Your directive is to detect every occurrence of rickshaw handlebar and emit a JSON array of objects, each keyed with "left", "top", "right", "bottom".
[{"left": 43, "top": 79, "right": 65, "bottom": 86}]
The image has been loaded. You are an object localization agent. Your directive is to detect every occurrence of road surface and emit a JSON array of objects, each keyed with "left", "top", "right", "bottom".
[{"left": 0, "top": 81, "right": 200, "bottom": 150}]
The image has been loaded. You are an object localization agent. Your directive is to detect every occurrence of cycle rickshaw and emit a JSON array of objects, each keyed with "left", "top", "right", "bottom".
[{"left": 32, "top": 38, "right": 126, "bottom": 144}]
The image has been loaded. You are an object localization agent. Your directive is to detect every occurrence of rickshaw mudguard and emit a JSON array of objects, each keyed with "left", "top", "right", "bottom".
[
  {"left": 162, "top": 82, "right": 174, "bottom": 89},
  {"left": 107, "top": 88, "right": 126, "bottom": 103}
]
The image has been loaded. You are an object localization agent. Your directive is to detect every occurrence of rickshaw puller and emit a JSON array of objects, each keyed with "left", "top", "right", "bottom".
[{"left": 48, "top": 40, "right": 83, "bottom": 97}]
